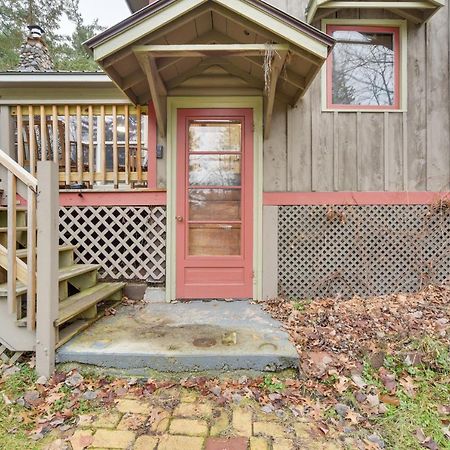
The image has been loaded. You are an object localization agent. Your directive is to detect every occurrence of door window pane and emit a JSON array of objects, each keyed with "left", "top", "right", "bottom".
[
  {"left": 189, "top": 224, "right": 241, "bottom": 256},
  {"left": 189, "top": 189, "right": 241, "bottom": 221},
  {"left": 328, "top": 26, "right": 398, "bottom": 107},
  {"left": 189, "top": 154, "right": 241, "bottom": 186},
  {"left": 189, "top": 120, "right": 241, "bottom": 152}
]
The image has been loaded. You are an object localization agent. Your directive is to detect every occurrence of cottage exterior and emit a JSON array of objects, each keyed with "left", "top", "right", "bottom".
[{"left": 0, "top": 0, "right": 448, "bottom": 374}]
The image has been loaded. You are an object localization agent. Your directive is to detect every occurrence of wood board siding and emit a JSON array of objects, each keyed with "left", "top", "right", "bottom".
[{"left": 262, "top": 0, "right": 450, "bottom": 193}]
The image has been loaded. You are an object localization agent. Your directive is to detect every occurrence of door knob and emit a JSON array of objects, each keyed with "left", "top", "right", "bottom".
[{"left": 175, "top": 216, "right": 183, "bottom": 222}]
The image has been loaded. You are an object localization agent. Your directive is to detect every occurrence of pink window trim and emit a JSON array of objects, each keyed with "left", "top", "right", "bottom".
[
  {"left": 326, "top": 24, "right": 401, "bottom": 110},
  {"left": 263, "top": 192, "right": 450, "bottom": 206}
]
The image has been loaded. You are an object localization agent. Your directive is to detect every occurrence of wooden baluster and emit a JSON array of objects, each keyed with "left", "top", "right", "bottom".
[
  {"left": 100, "top": 105, "right": 106, "bottom": 184},
  {"left": 26, "top": 188, "right": 36, "bottom": 330},
  {"left": 64, "top": 105, "right": 70, "bottom": 186},
  {"left": 7, "top": 172, "right": 17, "bottom": 314},
  {"left": 136, "top": 106, "right": 142, "bottom": 182},
  {"left": 52, "top": 105, "right": 58, "bottom": 164},
  {"left": 17, "top": 105, "right": 24, "bottom": 166},
  {"left": 112, "top": 105, "right": 118, "bottom": 188},
  {"left": 28, "top": 106, "right": 36, "bottom": 176},
  {"left": 76, "top": 105, "right": 83, "bottom": 185},
  {"left": 125, "top": 105, "right": 130, "bottom": 185},
  {"left": 40, "top": 105, "right": 47, "bottom": 161},
  {"left": 88, "top": 106, "right": 94, "bottom": 187}
]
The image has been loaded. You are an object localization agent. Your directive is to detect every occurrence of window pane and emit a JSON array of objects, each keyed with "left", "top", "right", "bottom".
[
  {"left": 189, "top": 120, "right": 241, "bottom": 152},
  {"left": 331, "top": 29, "right": 395, "bottom": 106},
  {"left": 189, "top": 189, "right": 241, "bottom": 221},
  {"left": 189, "top": 223, "right": 241, "bottom": 255},
  {"left": 189, "top": 154, "right": 241, "bottom": 186}
]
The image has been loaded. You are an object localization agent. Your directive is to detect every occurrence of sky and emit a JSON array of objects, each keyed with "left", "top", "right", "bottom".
[{"left": 59, "top": 0, "right": 131, "bottom": 35}]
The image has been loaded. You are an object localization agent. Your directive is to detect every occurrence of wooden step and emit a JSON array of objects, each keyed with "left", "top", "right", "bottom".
[
  {"left": 57, "top": 264, "right": 100, "bottom": 283},
  {"left": 15, "top": 244, "right": 78, "bottom": 258},
  {"left": 57, "top": 297, "right": 123, "bottom": 348},
  {"left": 0, "top": 206, "right": 28, "bottom": 212},
  {"left": 0, "top": 264, "right": 100, "bottom": 297},
  {"left": 0, "top": 227, "right": 27, "bottom": 232},
  {"left": 56, "top": 282, "right": 125, "bottom": 326}
]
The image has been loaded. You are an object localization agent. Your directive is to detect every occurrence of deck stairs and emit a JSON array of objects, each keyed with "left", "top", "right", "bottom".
[{"left": 0, "top": 198, "right": 126, "bottom": 353}]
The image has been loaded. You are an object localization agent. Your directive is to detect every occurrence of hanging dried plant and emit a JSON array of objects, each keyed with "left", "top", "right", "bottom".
[{"left": 263, "top": 42, "right": 276, "bottom": 94}]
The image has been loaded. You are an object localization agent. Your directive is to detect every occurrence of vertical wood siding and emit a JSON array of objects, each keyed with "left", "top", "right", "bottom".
[{"left": 263, "top": 0, "right": 450, "bottom": 192}]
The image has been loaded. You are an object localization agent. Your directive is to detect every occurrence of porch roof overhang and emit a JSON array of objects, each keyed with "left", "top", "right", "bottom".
[
  {"left": 84, "top": 0, "right": 334, "bottom": 138},
  {"left": 306, "top": 0, "right": 445, "bottom": 24}
]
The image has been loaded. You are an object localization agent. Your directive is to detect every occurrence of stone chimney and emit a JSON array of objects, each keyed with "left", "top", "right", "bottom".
[{"left": 17, "top": 25, "right": 54, "bottom": 72}]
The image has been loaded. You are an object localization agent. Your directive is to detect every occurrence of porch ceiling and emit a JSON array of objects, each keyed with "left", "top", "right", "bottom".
[{"left": 85, "top": 0, "right": 334, "bottom": 138}]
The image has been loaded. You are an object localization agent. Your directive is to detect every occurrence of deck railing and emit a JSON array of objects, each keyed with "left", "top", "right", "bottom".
[
  {"left": 0, "top": 149, "right": 37, "bottom": 330},
  {"left": 12, "top": 104, "right": 148, "bottom": 189}
]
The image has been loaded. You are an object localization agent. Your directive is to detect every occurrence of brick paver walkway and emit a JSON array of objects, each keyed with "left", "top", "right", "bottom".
[{"left": 52, "top": 388, "right": 347, "bottom": 450}]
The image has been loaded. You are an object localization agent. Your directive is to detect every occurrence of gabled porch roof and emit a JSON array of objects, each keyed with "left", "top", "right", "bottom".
[{"left": 85, "top": 0, "right": 334, "bottom": 138}]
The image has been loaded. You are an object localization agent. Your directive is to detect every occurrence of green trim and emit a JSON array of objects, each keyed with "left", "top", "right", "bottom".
[
  {"left": 166, "top": 96, "right": 263, "bottom": 302},
  {"left": 321, "top": 19, "right": 408, "bottom": 112}
]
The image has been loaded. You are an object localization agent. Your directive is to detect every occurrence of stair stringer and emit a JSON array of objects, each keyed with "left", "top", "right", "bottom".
[{"left": 0, "top": 301, "right": 35, "bottom": 352}]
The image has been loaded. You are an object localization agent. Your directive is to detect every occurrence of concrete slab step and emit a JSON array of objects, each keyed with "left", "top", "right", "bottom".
[
  {"left": 56, "top": 282, "right": 126, "bottom": 326},
  {"left": 56, "top": 301, "right": 299, "bottom": 373}
]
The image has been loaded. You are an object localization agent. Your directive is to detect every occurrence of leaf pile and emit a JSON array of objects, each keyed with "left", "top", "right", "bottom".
[{"left": 262, "top": 285, "right": 450, "bottom": 377}]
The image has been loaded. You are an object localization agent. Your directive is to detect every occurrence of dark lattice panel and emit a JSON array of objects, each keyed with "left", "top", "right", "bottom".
[
  {"left": 59, "top": 206, "right": 166, "bottom": 282},
  {"left": 278, "top": 205, "right": 450, "bottom": 299}
]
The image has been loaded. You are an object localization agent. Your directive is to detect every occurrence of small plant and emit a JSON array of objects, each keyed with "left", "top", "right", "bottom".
[
  {"left": 260, "top": 375, "right": 285, "bottom": 393},
  {"left": 292, "top": 299, "right": 311, "bottom": 312},
  {"left": 4, "top": 365, "right": 36, "bottom": 398}
]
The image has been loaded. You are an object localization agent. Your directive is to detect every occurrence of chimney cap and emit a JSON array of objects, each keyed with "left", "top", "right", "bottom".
[{"left": 27, "top": 25, "right": 45, "bottom": 38}]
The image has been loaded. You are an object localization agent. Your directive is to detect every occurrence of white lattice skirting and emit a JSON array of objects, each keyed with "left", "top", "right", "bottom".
[
  {"left": 59, "top": 206, "right": 166, "bottom": 282},
  {"left": 278, "top": 204, "right": 450, "bottom": 299}
]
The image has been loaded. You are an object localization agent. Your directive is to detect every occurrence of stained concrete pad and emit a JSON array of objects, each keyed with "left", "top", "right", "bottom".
[{"left": 56, "top": 300, "right": 298, "bottom": 372}]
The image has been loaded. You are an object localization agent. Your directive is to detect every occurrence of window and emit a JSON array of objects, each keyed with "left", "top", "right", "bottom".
[{"left": 326, "top": 24, "right": 402, "bottom": 110}]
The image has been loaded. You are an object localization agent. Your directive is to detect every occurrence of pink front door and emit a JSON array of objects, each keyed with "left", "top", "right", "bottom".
[{"left": 176, "top": 108, "right": 254, "bottom": 299}]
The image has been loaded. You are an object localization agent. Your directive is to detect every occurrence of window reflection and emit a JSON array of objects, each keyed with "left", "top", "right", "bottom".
[{"left": 329, "top": 27, "right": 397, "bottom": 107}]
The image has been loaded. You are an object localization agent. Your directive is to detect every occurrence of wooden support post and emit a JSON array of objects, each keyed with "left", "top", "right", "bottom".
[
  {"left": 136, "top": 106, "right": 142, "bottom": 181},
  {"left": 76, "top": 105, "right": 83, "bottom": 185},
  {"left": 264, "top": 49, "right": 288, "bottom": 139},
  {"left": 17, "top": 106, "right": 24, "bottom": 166},
  {"left": 36, "top": 161, "right": 59, "bottom": 378},
  {"left": 52, "top": 106, "right": 58, "bottom": 164},
  {"left": 29, "top": 106, "right": 36, "bottom": 176},
  {"left": 64, "top": 106, "right": 70, "bottom": 186},
  {"left": 124, "top": 105, "right": 130, "bottom": 185},
  {"left": 88, "top": 106, "right": 94, "bottom": 187},
  {"left": 112, "top": 105, "right": 119, "bottom": 188},
  {"left": 40, "top": 105, "right": 47, "bottom": 161},
  {"left": 135, "top": 53, "right": 167, "bottom": 138}
]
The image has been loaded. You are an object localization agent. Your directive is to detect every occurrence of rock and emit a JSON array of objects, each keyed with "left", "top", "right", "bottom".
[
  {"left": 404, "top": 352, "right": 423, "bottom": 367},
  {"left": 36, "top": 375, "right": 48, "bottom": 385},
  {"left": 355, "top": 392, "right": 366, "bottom": 403},
  {"left": 82, "top": 390, "right": 97, "bottom": 400},
  {"left": 24, "top": 390, "right": 41, "bottom": 406},
  {"left": 232, "top": 393, "right": 243, "bottom": 404},
  {"left": 30, "top": 433, "right": 44, "bottom": 441},
  {"left": 261, "top": 404, "right": 275, "bottom": 414},
  {"left": 366, "top": 394, "right": 380, "bottom": 408},
  {"left": 210, "top": 386, "right": 221, "bottom": 397},
  {"left": 369, "top": 352, "right": 385, "bottom": 369},
  {"left": 2, "top": 365, "right": 20, "bottom": 377},
  {"left": 351, "top": 374, "right": 367, "bottom": 389},
  {"left": 335, "top": 403, "right": 350, "bottom": 418},
  {"left": 367, "top": 433, "right": 385, "bottom": 448},
  {"left": 65, "top": 372, "right": 84, "bottom": 388}
]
